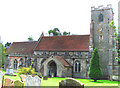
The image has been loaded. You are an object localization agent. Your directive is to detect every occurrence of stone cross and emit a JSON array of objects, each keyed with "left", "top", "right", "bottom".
[
  {"left": 25, "top": 75, "right": 41, "bottom": 87},
  {"left": 4, "top": 78, "right": 13, "bottom": 88},
  {"left": 0, "top": 71, "right": 4, "bottom": 88},
  {"left": 59, "top": 78, "right": 84, "bottom": 88},
  {"left": 13, "top": 80, "right": 24, "bottom": 88}
]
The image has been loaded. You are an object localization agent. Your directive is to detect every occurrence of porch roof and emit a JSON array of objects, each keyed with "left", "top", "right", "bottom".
[{"left": 55, "top": 56, "right": 71, "bottom": 67}]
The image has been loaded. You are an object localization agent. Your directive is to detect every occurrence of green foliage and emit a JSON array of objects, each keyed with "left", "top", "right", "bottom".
[
  {"left": 48, "top": 28, "right": 61, "bottom": 36},
  {"left": 109, "top": 21, "right": 120, "bottom": 63},
  {"left": 5, "top": 42, "right": 11, "bottom": 47},
  {"left": 63, "top": 31, "right": 70, "bottom": 35},
  {"left": 18, "top": 67, "right": 37, "bottom": 76},
  {"left": 18, "top": 58, "right": 37, "bottom": 76},
  {"left": 1, "top": 44, "right": 5, "bottom": 67},
  {"left": 28, "top": 36, "right": 34, "bottom": 41},
  {"left": 89, "top": 47, "right": 103, "bottom": 82},
  {"left": 48, "top": 28, "right": 70, "bottom": 36}
]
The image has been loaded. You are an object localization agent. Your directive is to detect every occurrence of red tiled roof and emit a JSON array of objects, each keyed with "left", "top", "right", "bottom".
[
  {"left": 6, "top": 41, "right": 37, "bottom": 55},
  {"left": 55, "top": 56, "right": 71, "bottom": 67},
  {"left": 35, "top": 35, "right": 90, "bottom": 51}
]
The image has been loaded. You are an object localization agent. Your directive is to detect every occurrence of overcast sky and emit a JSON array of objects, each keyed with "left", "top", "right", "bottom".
[{"left": 0, "top": 0, "right": 120, "bottom": 44}]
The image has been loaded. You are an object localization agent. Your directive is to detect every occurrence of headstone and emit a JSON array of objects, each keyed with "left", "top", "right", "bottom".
[
  {"left": 5, "top": 68, "right": 16, "bottom": 76},
  {"left": 59, "top": 78, "right": 84, "bottom": 88},
  {"left": 0, "top": 71, "right": 4, "bottom": 88},
  {"left": 43, "top": 76, "right": 48, "bottom": 80},
  {"left": 25, "top": 75, "right": 41, "bottom": 87},
  {"left": 5, "top": 68, "right": 13, "bottom": 75},
  {"left": 4, "top": 78, "right": 13, "bottom": 88},
  {"left": 20, "top": 75, "right": 26, "bottom": 82},
  {"left": 13, "top": 80, "right": 23, "bottom": 88},
  {"left": 112, "top": 75, "right": 119, "bottom": 81}
]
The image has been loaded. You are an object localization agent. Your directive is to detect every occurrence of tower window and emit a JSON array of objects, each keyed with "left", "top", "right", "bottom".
[
  {"left": 99, "top": 14, "right": 104, "bottom": 22},
  {"left": 108, "top": 18, "right": 110, "bottom": 24},
  {"left": 99, "top": 35, "right": 103, "bottom": 40}
]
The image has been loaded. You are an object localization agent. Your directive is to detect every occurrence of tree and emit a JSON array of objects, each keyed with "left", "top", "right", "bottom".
[
  {"left": 28, "top": 36, "right": 34, "bottom": 41},
  {"left": 109, "top": 21, "right": 120, "bottom": 63},
  {"left": 89, "top": 47, "right": 103, "bottom": 82},
  {"left": 63, "top": 31, "right": 70, "bottom": 35},
  {"left": 48, "top": 28, "right": 70, "bottom": 36},
  {"left": 0, "top": 44, "right": 5, "bottom": 68},
  {"left": 48, "top": 28, "right": 61, "bottom": 36},
  {"left": 5, "top": 42, "right": 11, "bottom": 47},
  {"left": 2, "top": 44, "right": 5, "bottom": 66}
]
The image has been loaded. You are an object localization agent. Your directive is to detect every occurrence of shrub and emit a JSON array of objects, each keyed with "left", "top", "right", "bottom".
[
  {"left": 18, "top": 67, "right": 37, "bottom": 76},
  {"left": 89, "top": 47, "right": 103, "bottom": 82}
]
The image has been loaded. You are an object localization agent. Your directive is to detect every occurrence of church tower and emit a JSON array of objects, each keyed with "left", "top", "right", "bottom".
[{"left": 90, "top": 5, "right": 115, "bottom": 79}]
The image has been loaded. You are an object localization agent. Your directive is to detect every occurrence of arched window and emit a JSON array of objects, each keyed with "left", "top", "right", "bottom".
[
  {"left": 99, "top": 14, "right": 104, "bottom": 22},
  {"left": 19, "top": 58, "right": 23, "bottom": 67},
  {"left": 74, "top": 61, "right": 81, "bottom": 72},
  {"left": 13, "top": 59, "right": 18, "bottom": 69}
]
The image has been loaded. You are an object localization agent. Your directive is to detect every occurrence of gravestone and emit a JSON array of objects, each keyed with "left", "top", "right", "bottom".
[
  {"left": 20, "top": 75, "right": 26, "bottom": 82},
  {"left": 0, "top": 71, "right": 4, "bottom": 88},
  {"left": 13, "top": 80, "right": 24, "bottom": 88},
  {"left": 25, "top": 75, "right": 41, "bottom": 87},
  {"left": 59, "top": 78, "right": 84, "bottom": 88},
  {"left": 43, "top": 76, "right": 48, "bottom": 80},
  {"left": 6, "top": 68, "right": 13, "bottom": 75},
  {"left": 4, "top": 78, "right": 13, "bottom": 88}
]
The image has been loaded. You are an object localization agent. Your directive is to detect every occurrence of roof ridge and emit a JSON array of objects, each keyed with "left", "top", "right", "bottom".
[
  {"left": 13, "top": 41, "right": 37, "bottom": 43},
  {"left": 43, "top": 35, "right": 90, "bottom": 38}
]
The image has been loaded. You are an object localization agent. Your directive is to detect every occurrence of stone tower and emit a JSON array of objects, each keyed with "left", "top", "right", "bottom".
[{"left": 90, "top": 5, "right": 115, "bottom": 79}]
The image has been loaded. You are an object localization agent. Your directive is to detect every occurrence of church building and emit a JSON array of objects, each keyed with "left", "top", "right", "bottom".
[{"left": 5, "top": 5, "right": 118, "bottom": 79}]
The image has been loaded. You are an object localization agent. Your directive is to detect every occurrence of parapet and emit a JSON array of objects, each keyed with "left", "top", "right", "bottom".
[{"left": 91, "top": 4, "right": 112, "bottom": 11}]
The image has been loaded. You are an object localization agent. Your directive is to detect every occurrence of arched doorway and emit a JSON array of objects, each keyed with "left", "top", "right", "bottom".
[{"left": 48, "top": 60, "right": 57, "bottom": 77}]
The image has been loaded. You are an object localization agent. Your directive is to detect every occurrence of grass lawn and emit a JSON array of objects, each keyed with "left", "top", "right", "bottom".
[
  {"left": 2, "top": 70, "right": 21, "bottom": 81},
  {"left": 41, "top": 77, "right": 119, "bottom": 86},
  {"left": 1, "top": 70, "right": 119, "bottom": 86}
]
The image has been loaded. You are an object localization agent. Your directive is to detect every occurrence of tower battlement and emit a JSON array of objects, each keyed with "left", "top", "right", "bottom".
[{"left": 91, "top": 4, "right": 112, "bottom": 11}]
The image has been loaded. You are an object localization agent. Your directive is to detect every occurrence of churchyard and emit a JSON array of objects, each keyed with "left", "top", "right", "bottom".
[{"left": 0, "top": 70, "right": 118, "bottom": 87}]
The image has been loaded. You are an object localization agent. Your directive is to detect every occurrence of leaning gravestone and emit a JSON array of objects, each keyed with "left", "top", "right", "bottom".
[
  {"left": 59, "top": 78, "right": 84, "bottom": 88},
  {"left": 25, "top": 75, "right": 41, "bottom": 87},
  {"left": 20, "top": 74, "right": 26, "bottom": 82},
  {"left": 13, "top": 80, "right": 24, "bottom": 88},
  {"left": 0, "top": 71, "right": 4, "bottom": 88},
  {"left": 4, "top": 78, "right": 13, "bottom": 88}
]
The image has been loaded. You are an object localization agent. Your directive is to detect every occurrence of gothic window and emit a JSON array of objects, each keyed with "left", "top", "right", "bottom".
[
  {"left": 108, "top": 18, "right": 110, "bottom": 24},
  {"left": 99, "top": 14, "right": 104, "bottom": 22},
  {"left": 13, "top": 59, "right": 18, "bottom": 69},
  {"left": 19, "top": 58, "right": 23, "bottom": 67},
  {"left": 27, "top": 58, "right": 31, "bottom": 67},
  {"left": 25, "top": 57, "right": 27, "bottom": 66},
  {"left": 74, "top": 61, "right": 81, "bottom": 72}
]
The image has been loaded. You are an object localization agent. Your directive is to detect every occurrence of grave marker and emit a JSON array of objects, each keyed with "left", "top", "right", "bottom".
[
  {"left": 4, "top": 78, "right": 13, "bottom": 88},
  {"left": 59, "top": 78, "right": 84, "bottom": 88},
  {"left": 13, "top": 80, "right": 24, "bottom": 88},
  {"left": 25, "top": 75, "right": 41, "bottom": 87},
  {"left": 0, "top": 71, "right": 4, "bottom": 88}
]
